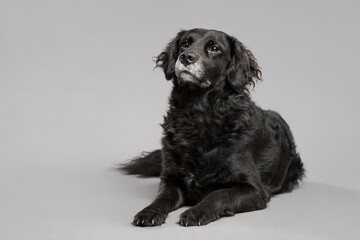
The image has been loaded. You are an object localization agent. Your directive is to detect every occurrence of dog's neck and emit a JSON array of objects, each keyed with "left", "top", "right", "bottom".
[{"left": 169, "top": 80, "right": 249, "bottom": 111}]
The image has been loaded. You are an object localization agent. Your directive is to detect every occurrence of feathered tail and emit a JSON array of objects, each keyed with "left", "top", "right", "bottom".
[{"left": 120, "top": 149, "right": 162, "bottom": 177}]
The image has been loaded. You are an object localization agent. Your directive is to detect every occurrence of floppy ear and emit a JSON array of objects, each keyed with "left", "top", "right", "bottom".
[
  {"left": 155, "top": 31, "right": 186, "bottom": 80},
  {"left": 227, "top": 37, "right": 262, "bottom": 92}
]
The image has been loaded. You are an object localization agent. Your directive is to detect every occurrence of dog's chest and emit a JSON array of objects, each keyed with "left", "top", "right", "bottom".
[
  {"left": 163, "top": 107, "right": 231, "bottom": 151},
  {"left": 162, "top": 106, "right": 242, "bottom": 202}
]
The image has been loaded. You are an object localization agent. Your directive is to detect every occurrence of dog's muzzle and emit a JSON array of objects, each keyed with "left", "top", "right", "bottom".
[{"left": 174, "top": 58, "right": 210, "bottom": 88}]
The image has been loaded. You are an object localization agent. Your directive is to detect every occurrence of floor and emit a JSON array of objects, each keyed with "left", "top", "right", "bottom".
[{"left": 1, "top": 159, "right": 359, "bottom": 240}]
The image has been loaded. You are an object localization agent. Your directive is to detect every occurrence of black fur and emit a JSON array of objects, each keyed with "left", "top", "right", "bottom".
[
  {"left": 121, "top": 28, "right": 304, "bottom": 227},
  {"left": 121, "top": 150, "right": 162, "bottom": 177}
]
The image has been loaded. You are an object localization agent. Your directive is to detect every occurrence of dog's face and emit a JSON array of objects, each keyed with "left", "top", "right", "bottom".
[
  {"left": 156, "top": 28, "right": 261, "bottom": 91},
  {"left": 174, "top": 29, "right": 231, "bottom": 88}
]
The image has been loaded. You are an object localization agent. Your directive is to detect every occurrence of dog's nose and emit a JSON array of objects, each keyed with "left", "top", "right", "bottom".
[{"left": 179, "top": 52, "right": 197, "bottom": 66}]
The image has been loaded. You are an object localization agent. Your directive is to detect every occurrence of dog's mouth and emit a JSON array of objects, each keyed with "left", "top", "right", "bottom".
[
  {"left": 176, "top": 71, "right": 211, "bottom": 88},
  {"left": 174, "top": 60, "right": 210, "bottom": 88},
  {"left": 177, "top": 71, "right": 196, "bottom": 82}
]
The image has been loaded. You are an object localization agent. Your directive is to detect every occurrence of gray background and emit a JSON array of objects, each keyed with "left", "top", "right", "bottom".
[{"left": 1, "top": 0, "right": 360, "bottom": 239}]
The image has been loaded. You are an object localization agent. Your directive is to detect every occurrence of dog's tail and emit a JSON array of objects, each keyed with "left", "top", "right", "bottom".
[{"left": 119, "top": 149, "right": 162, "bottom": 177}]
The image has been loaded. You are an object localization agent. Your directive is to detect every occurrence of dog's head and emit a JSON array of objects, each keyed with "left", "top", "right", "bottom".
[{"left": 155, "top": 28, "right": 262, "bottom": 92}]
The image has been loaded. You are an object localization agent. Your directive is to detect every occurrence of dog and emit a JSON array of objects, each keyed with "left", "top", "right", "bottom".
[{"left": 121, "top": 28, "right": 304, "bottom": 227}]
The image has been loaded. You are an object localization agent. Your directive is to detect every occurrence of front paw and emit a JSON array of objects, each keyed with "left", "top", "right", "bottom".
[
  {"left": 133, "top": 208, "right": 167, "bottom": 227},
  {"left": 179, "top": 207, "right": 217, "bottom": 227}
]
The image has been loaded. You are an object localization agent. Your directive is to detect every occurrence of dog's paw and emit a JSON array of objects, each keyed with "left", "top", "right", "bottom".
[
  {"left": 133, "top": 209, "right": 167, "bottom": 227},
  {"left": 179, "top": 207, "right": 217, "bottom": 227}
]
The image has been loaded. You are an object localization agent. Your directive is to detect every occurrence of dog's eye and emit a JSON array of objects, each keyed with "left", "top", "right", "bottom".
[
  {"left": 209, "top": 46, "right": 220, "bottom": 52},
  {"left": 181, "top": 41, "right": 190, "bottom": 48}
]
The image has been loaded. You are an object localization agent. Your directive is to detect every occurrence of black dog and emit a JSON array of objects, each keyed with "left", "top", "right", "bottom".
[{"left": 121, "top": 28, "right": 304, "bottom": 227}]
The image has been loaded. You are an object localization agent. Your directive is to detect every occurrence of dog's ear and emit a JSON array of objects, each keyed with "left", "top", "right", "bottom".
[
  {"left": 227, "top": 37, "right": 262, "bottom": 92},
  {"left": 155, "top": 30, "right": 186, "bottom": 80}
]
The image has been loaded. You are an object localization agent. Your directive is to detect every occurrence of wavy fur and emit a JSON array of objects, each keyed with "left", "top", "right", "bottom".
[{"left": 121, "top": 28, "right": 304, "bottom": 227}]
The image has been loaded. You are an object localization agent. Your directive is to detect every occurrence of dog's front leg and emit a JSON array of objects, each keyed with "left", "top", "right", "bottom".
[
  {"left": 133, "top": 178, "right": 184, "bottom": 227},
  {"left": 179, "top": 183, "right": 269, "bottom": 227}
]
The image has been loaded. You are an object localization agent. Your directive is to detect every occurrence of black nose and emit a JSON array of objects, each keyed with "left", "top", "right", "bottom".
[{"left": 179, "top": 52, "right": 197, "bottom": 66}]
